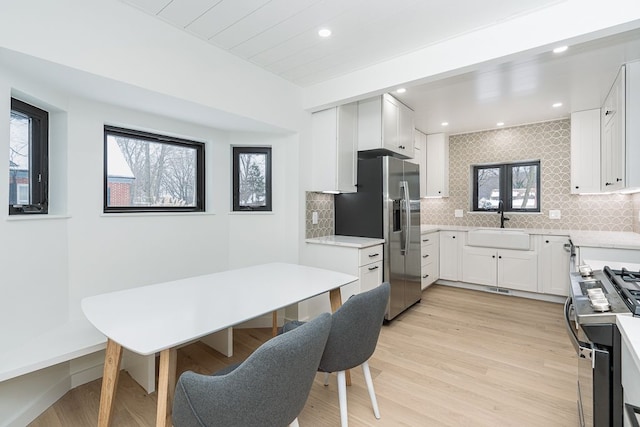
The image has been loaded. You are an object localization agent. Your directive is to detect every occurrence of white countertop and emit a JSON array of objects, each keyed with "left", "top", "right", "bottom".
[
  {"left": 617, "top": 316, "right": 640, "bottom": 376},
  {"left": 420, "top": 224, "right": 640, "bottom": 250},
  {"left": 305, "top": 235, "right": 385, "bottom": 248}
]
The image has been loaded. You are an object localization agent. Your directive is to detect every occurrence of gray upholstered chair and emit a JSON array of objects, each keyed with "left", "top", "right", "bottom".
[
  {"left": 172, "top": 312, "right": 332, "bottom": 427},
  {"left": 282, "top": 282, "right": 391, "bottom": 427}
]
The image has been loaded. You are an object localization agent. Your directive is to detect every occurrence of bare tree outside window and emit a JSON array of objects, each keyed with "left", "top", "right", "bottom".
[
  {"left": 104, "top": 126, "right": 204, "bottom": 213},
  {"left": 233, "top": 147, "right": 272, "bottom": 211}
]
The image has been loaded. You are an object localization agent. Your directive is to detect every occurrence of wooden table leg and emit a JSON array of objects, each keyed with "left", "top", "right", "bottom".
[
  {"left": 156, "top": 348, "right": 177, "bottom": 427},
  {"left": 329, "top": 288, "right": 351, "bottom": 386},
  {"left": 97, "top": 339, "right": 123, "bottom": 427},
  {"left": 272, "top": 310, "right": 278, "bottom": 337}
]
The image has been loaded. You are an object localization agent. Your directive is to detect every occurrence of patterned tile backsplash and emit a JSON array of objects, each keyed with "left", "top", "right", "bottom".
[
  {"left": 305, "top": 192, "right": 335, "bottom": 238},
  {"left": 305, "top": 119, "right": 637, "bottom": 236},
  {"left": 421, "top": 119, "right": 633, "bottom": 231}
]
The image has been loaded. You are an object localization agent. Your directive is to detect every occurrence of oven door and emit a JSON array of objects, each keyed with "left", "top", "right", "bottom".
[{"left": 565, "top": 297, "right": 612, "bottom": 427}]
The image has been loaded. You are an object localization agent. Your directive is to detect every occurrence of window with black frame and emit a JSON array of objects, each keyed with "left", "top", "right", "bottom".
[
  {"left": 9, "top": 98, "right": 49, "bottom": 215},
  {"left": 232, "top": 147, "right": 272, "bottom": 212},
  {"left": 472, "top": 160, "right": 540, "bottom": 212},
  {"left": 103, "top": 126, "right": 205, "bottom": 213}
]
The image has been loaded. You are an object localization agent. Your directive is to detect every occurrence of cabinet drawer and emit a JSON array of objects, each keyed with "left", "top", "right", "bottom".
[
  {"left": 360, "top": 261, "right": 383, "bottom": 293},
  {"left": 421, "top": 262, "right": 437, "bottom": 289},
  {"left": 360, "top": 244, "right": 383, "bottom": 266}
]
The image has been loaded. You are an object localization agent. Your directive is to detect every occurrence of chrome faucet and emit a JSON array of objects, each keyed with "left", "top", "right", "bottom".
[{"left": 497, "top": 200, "right": 510, "bottom": 228}]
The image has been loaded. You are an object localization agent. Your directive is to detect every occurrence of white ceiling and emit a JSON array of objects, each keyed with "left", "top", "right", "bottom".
[{"left": 118, "top": 0, "right": 640, "bottom": 134}]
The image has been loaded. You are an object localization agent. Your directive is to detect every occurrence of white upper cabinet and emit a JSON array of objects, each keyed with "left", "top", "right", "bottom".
[
  {"left": 357, "top": 94, "right": 415, "bottom": 158},
  {"left": 407, "top": 129, "right": 427, "bottom": 198},
  {"left": 600, "top": 60, "right": 640, "bottom": 192},
  {"left": 311, "top": 103, "right": 357, "bottom": 193},
  {"left": 425, "top": 133, "right": 449, "bottom": 197},
  {"left": 570, "top": 109, "right": 601, "bottom": 194},
  {"left": 601, "top": 65, "right": 626, "bottom": 192}
]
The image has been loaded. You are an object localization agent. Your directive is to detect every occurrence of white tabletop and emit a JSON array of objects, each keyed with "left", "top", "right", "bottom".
[{"left": 81, "top": 263, "right": 357, "bottom": 356}]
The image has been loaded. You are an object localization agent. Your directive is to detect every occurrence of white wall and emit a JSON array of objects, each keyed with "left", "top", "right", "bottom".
[
  {"left": 0, "top": 63, "right": 306, "bottom": 425},
  {"left": 0, "top": 0, "right": 305, "bottom": 133}
]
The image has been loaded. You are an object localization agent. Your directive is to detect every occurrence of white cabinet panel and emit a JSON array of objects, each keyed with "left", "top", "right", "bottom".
[
  {"left": 571, "top": 109, "right": 600, "bottom": 194},
  {"left": 462, "top": 246, "right": 497, "bottom": 286},
  {"left": 408, "top": 129, "right": 427, "bottom": 198},
  {"left": 311, "top": 104, "right": 357, "bottom": 192},
  {"left": 601, "top": 65, "right": 626, "bottom": 191},
  {"left": 426, "top": 133, "right": 449, "bottom": 197},
  {"left": 539, "top": 235, "right": 571, "bottom": 296},
  {"left": 498, "top": 249, "right": 538, "bottom": 292},
  {"left": 439, "top": 231, "right": 462, "bottom": 281}
]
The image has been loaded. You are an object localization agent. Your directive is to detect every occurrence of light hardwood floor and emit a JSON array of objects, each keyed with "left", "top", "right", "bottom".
[{"left": 30, "top": 284, "right": 578, "bottom": 426}]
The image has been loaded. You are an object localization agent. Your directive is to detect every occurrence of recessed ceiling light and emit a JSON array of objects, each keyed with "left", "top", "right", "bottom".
[
  {"left": 553, "top": 45, "right": 568, "bottom": 54},
  {"left": 552, "top": 102, "right": 563, "bottom": 108},
  {"left": 441, "top": 122, "right": 449, "bottom": 126},
  {"left": 396, "top": 88, "right": 406, "bottom": 94},
  {"left": 497, "top": 122, "right": 505, "bottom": 127},
  {"left": 318, "top": 28, "right": 332, "bottom": 38}
]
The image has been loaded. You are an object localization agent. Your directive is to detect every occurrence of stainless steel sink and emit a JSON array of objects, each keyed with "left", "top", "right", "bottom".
[{"left": 467, "top": 228, "right": 530, "bottom": 250}]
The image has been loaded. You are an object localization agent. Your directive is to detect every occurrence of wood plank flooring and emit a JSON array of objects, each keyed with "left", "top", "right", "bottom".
[{"left": 30, "top": 284, "right": 578, "bottom": 426}]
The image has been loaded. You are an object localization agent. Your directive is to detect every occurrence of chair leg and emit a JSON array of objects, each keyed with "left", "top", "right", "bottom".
[
  {"left": 362, "top": 361, "right": 380, "bottom": 419},
  {"left": 337, "top": 370, "right": 349, "bottom": 427},
  {"left": 324, "top": 371, "right": 330, "bottom": 386},
  {"left": 289, "top": 417, "right": 300, "bottom": 427}
]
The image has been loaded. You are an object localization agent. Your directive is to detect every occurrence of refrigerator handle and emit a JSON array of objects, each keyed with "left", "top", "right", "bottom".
[{"left": 401, "top": 180, "right": 410, "bottom": 255}]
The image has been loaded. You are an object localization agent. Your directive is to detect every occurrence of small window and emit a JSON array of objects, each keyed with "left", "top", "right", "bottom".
[
  {"left": 232, "top": 147, "right": 272, "bottom": 212},
  {"left": 9, "top": 98, "right": 49, "bottom": 215},
  {"left": 104, "top": 126, "right": 205, "bottom": 213},
  {"left": 473, "top": 161, "right": 540, "bottom": 212}
]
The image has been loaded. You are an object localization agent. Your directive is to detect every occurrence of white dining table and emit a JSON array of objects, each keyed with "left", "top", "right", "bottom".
[{"left": 82, "top": 262, "right": 358, "bottom": 427}]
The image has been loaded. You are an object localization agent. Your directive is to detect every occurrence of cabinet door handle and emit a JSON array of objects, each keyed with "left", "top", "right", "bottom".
[
  {"left": 492, "top": 255, "right": 496, "bottom": 258},
  {"left": 617, "top": 178, "right": 623, "bottom": 182},
  {"left": 575, "top": 186, "right": 579, "bottom": 189},
  {"left": 498, "top": 255, "right": 502, "bottom": 259},
  {"left": 423, "top": 254, "right": 429, "bottom": 258},
  {"left": 368, "top": 253, "right": 379, "bottom": 258},
  {"left": 605, "top": 182, "right": 613, "bottom": 186},
  {"left": 452, "top": 236, "right": 456, "bottom": 239},
  {"left": 605, "top": 110, "right": 613, "bottom": 115},
  {"left": 422, "top": 274, "right": 429, "bottom": 278},
  {"left": 368, "top": 265, "right": 379, "bottom": 271},
  {"left": 545, "top": 240, "right": 550, "bottom": 244},
  {"left": 422, "top": 239, "right": 429, "bottom": 242}
]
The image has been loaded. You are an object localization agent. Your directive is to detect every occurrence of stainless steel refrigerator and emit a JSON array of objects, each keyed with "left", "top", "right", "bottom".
[{"left": 335, "top": 156, "right": 422, "bottom": 320}]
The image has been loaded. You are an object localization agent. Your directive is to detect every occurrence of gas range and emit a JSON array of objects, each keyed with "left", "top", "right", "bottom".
[
  {"left": 603, "top": 266, "right": 640, "bottom": 316},
  {"left": 569, "top": 267, "right": 634, "bottom": 325}
]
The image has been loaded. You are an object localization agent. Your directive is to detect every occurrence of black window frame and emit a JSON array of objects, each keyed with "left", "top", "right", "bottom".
[
  {"left": 9, "top": 98, "right": 49, "bottom": 215},
  {"left": 232, "top": 146, "right": 272, "bottom": 212},
  {"left": 472, "top": 160, "right": 541, "bottom": 213},
  {"left": 103, "top": 125, "right": 205, "bottom": 214}
]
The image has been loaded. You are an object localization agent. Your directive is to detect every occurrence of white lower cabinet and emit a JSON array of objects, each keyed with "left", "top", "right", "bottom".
[
  {"left": 440, "top": 231, "right": 463, "bottom": 281},
  {"left": 462, "top": 246, "right": 538, "bottom": 292},
  {"left": 302, "top": 243, "right": 383, "bottom": 319},
  {"left": 538, "top": 235, "right": 571, "bottom": 295},
  {"left": 420, "top": 231, "right": 439, "bottom": 289}
]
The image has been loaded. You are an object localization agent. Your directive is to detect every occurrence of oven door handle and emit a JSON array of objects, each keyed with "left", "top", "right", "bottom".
[{"left": 564, "top": 297, "right": 594, "bottom": 366}]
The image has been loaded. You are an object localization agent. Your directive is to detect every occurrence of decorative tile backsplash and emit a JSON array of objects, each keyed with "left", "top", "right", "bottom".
[
  {"left": 305, "top": 192, "right": 335, "bottom": 238},
  {"left": 305, "top": 119, "right": 637, "bottom": 236},
  {"left": 421, "top": 119, "right": 634, "bottom": 231}
]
